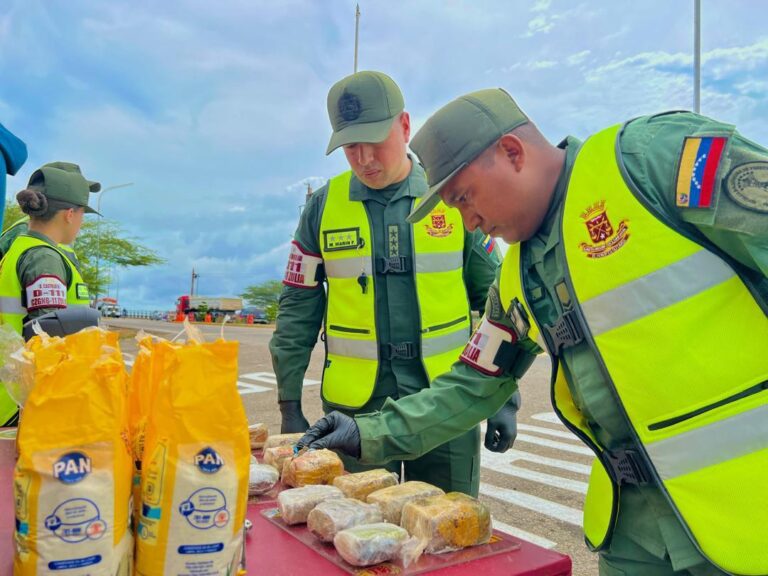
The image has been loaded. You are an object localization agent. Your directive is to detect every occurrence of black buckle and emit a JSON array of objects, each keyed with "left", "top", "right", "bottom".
[
  {"left": 382, "top": 341, "right": 417, "bottom": 360},
  {"left": 378, "top": 256, "right": 409, "bottom": 274},
  {"left": 545, "top": 309, "right": 585, "bottom": 353},
  {"left": 605, "top": 449, "right": 651, "bottom": 486}
]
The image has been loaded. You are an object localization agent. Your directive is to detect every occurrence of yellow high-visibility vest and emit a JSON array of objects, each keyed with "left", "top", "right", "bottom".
[
  {"left": 501, "top": 124, "right": 768, "bottom": 575},
  {"left": 0, "top": 234, "right": 91, "bottom": 424},
  {"left": 319, "top": 171, "right": 471, "bottom": 409}
]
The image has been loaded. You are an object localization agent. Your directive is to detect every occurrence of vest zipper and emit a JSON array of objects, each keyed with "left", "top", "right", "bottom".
[
  {"left": 328, "top": 324, "right": 370, "bottom": 334},
  {"left": 648, "top": 380, "right": 768, "bottom": 431},
  {"left": 421, "top": 315, "right": 467, "bottom": 333}
]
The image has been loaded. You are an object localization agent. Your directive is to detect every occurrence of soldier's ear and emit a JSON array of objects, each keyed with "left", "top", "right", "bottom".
[{"left": 498, "top": 134, "right": 525, "bottom": 171}]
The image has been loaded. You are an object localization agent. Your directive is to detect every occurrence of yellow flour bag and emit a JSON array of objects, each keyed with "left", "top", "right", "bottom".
[
  {"left": 135, "top": 339, "right": 249, "bottom": 576},
  {"left": 13, "top": 328, "right": 133, "bottom": 575},
  {"left": 127, "top": 335, "right": 155, "bottom": 524}
]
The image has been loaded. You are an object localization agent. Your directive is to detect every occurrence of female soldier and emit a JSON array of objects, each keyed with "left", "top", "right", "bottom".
[{"left": 0, "top": 162, "right": 98, "bottom": 426}]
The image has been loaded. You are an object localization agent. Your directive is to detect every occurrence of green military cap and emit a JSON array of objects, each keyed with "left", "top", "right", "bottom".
[
  {"left": 326, "top": 70, "right": 405, "bottom": 155},
  {"left": 28, "top": 162, "right": 101, "bottom": 214},
  {"left": 407, "top": 88, "right": 529, "bottom": 223}
]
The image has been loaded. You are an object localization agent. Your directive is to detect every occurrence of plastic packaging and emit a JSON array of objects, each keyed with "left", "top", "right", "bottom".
[
  {"left": 277, "top": 485, "right": 344, "bottom": 525},
  {"left": 307, "top": 498, "right": 383, "bottom": 542},
  {"left": 333, "top": 523, "right": 409, "bottom": 567},
  {"left": 332, "top": 469, "right": 398, "bottom": 501},
  {"left": 263, "top": 445, "right": 294, "bottom": 472},
  {"left": 13, "top": 328, "right": 133, "bottom": 575},
  {"left": 262, "top": 432, "right": 303, "bottom": 451},
  {"left": 281, "top": 448, "right": 344, "bottom": 488},
  {"left": 366, "top": 481, "right": 444, "bottom": 525},
  {"left": 248, "top": 458, "right": 279, "bottom": 496},
  {"left": 135, "top": 339, "right": 249, "bottom": 576},
  {"left": 400, "top": 492, "right": 492, "bottom": 554},
  {"left": 249, "top": 423, "right": 269, "bottom": 450}
]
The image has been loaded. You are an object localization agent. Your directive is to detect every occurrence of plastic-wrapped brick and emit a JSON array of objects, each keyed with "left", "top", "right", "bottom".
[
  {"left": 281, "top": 449, "right": 344, "bottom": 487},
  {"left": 308, "top": 498, "right": 383, "bottom": 542},
  {"left": 332, "top": 469, "right": 398, "bottom": 501},
  {"left": 334, "top": 523, "right": 409, "bottom": 567},
  {"left": 277, "top": 485, "right": 344, "bottom": 525},
  {"left": 366, "top": 481, "right": 444, "bottom": 525}
]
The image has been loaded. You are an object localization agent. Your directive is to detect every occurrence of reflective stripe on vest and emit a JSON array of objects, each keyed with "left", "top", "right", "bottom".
[
  {"left": 0, "top": 234, "right": 90, "bottom": 424},
  {"left": 560, "top": 124, "right": 768, "bottom": 574},
  {"left": 319, "top": 171, "right": 470, "bottom": 409}
]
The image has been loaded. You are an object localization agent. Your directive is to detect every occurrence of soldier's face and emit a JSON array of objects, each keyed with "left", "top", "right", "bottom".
[
  {"left": 439, "top": 138, "right": 542, "bottom": 244},
  {"left": 343, "top": 113, "right": 411, "bottom": 189}
]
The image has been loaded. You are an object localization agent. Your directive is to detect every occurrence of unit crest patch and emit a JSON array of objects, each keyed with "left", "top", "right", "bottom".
[
  {"left": 725, "top": 162, "right": 768, "bottom": 213},
  {"left": 578, "top": 200, "right": 630, "bottom": 259},
  {"left": 424, "top": 208, "right": 454, "bottom": 238}
]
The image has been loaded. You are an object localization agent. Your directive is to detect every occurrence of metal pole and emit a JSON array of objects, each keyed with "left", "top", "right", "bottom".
[
  {"left": 191, "top": 267, "right": 196, "bottom": 297},
  {"left": 354, "top": 4, "right": 360, "bottom": 73},
  {"left": 694, "top": 0, "right": 701, "bottom": 113},
  {"left": 94, "top": 182, "right": 133, "bottom": 305}
]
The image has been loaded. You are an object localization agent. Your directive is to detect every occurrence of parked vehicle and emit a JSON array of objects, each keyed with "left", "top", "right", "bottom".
[
  {"left": 238, "top": 306, "right": 269, "bottom": 324},
  {"left": 175, "top": 295, "right": 243, "bottom": 319}
]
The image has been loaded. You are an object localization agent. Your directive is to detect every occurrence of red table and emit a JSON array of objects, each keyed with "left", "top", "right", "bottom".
[{"left": 1, "top": 438, "right": 571, "bottom": 575}]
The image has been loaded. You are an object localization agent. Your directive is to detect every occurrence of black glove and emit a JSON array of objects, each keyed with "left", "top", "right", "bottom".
[
  {"left": 279, "top": 400, "right": 310, "bottom": 434},
  {"left": 484, "top": 390, "right": 521, "bottom": 453},
  {"left": 297, "top": 411, "right": 361, "bottom": 459}
]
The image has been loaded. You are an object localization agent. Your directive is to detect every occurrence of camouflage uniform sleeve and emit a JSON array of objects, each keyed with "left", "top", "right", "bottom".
[
  {"left": 16, "top": 246, "right": 71, "bottom": 320},
  {"left": 357, "top": 265, "right": 540, "bottom": 464},
  {"left": 462, "top": 228, "right": 501, "bottom": 313},
  {"left": 625, "top": 113, "right": 768, "bottom": 277},
  {"left": 269, "top": 185, "right": 328, "bottom": 402}
]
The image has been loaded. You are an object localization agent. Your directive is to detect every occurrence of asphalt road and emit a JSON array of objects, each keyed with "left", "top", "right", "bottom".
[{"left": 105, "top": 317, "right": 598, "bottom": 576}]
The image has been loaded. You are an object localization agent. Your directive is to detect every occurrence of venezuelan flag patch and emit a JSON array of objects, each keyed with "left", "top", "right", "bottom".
[
  {"left": 675, "top": 136, "right": 728, "bottom": 208},
  {"left": 481, "top": 234, "right": 496, "bottom": 254}
]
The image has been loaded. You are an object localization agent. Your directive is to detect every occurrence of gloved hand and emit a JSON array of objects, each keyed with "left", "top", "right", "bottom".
[
  {"left": 279, "top": 400, "right": 310, "bottom": 434},
  {"left": 297, "top": 411, "right": 361, "bottom": 459},
  {"left": 484, "top": 390, "right": 521, "bottom": 453}
]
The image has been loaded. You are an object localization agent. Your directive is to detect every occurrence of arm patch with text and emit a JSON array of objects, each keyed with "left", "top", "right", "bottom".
[
  {"left": 460, "top": 317, "right": 518, "bottom": 376},
  {"left": 283, "top": 241, "right": 323, "bottom": 288},
  {"left": 25, "top": 275, "right": 67, "bottom": 310}
]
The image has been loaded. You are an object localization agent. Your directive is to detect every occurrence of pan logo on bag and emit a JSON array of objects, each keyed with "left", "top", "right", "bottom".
[
  {"left": 195, "top": 447, "right": 224, "bottom": 474},
  {"left": 53, "top": 451, "right": 92, "bottom": 484}
]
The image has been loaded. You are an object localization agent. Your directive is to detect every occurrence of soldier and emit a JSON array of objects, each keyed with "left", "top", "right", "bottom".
[
  {"left": 299, "top": 89, "right": 768, "bottom": 575},
  {"left": 270, "top": 72, "right": 520, "bottom": 496},
  {"left": 0, "top": 162, "right": 99, "bottom": 426}
]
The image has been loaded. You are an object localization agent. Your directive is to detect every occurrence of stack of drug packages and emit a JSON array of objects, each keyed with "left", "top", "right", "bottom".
[{"left": 270, "top": 447, "right": 493, "bottom": 568}]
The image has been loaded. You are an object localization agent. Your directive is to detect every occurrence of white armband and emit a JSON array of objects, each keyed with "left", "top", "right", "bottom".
[
  {"left": 460, "top": 317, "right": 518, "bottom": 376},
  {"left": 25, "top": 275, "right": 68, "bottom": 311},
  {"left": 283, "top": 241, "right": 323, "bottom": 289}
]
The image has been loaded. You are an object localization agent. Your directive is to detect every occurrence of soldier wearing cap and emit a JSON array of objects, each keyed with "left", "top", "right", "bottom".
[
  {"left": 269, "top": 71, "right": 520, "bottom": 495},
  {"left": 299, "top": 89, "right": 768, "bottom": 575},
  {"left": 0, "top": 162, "right": 98, "bottom": 425}
]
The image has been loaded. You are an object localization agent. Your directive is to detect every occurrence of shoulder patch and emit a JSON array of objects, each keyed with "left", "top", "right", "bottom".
[
  {"left": 25, "top": 275, "right": 67, "bottom": 311},
  {"left": 675, "top": 136, "right": 728, "bottom": 208},
  {"left": 724, "top": 162, "right": 768, "bottom": 213}
]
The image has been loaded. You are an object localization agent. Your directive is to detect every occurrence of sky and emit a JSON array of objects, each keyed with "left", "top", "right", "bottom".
[{"left": 1, "top": 0, "right": 767, "bottom": 310}]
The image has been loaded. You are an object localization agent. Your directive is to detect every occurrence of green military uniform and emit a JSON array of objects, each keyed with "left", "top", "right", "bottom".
[
  {"left": 355, "top": 112, "right": 767, "bottom": 575},
  {"left": 270, "top": 160, "right": 500, "bottom": 494}
]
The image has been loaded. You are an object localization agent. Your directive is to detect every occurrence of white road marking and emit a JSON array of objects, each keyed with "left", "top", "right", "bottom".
[
  {"left": 504, "top": 449, "right": 592, "bottom": 476},
  {"left": 482, "top": 450, "right": 588, "bottom": 494},
  {"left": 516, "top": 433, "right": 594, "bottom": 456},
  {"left": 491, "top": 519, "right": 557, "bottom": 549},
  {"left": 518, "top": 423, "right": 581, "bottom": 441},
  {"left": 532, "top": 412, "right": 566, "bottom": 426},
  {"left": 239, "top": 371, "right": 319, "bottom": 387},
  {"left": 479, "top": 482, "right": 583, "bottom": 526},
  {"left": 236, "top": 382, "right": 272, "bottom": 395}
]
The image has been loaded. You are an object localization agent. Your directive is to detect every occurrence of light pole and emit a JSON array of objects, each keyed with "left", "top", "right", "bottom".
[{"left": 94, "top": 182, "right": 133, "bottom": 306}]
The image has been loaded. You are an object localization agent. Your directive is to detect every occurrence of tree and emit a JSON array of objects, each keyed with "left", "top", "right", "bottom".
[
  {"left": 2, "top": 202, "right": 165, "bottom": 296},
  {"left": 241, "top": 279, "right": 283, "bottom": 321}
]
